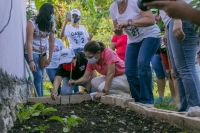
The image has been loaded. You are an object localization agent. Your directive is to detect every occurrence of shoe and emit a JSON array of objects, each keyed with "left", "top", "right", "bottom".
[{"left": 154, "top": 97, "right": 163, "bottom": 104}]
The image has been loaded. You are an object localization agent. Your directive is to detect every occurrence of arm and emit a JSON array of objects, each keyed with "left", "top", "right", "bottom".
[
  {"left": 60, "top": 18, "right": 69, "bottom": 39},
  {"left": 48, "top": 31, "right": 54, "bottom": 62},
  {"left": 85, "top": 71, "right": 97, "bottom": 92},
  {"left": 26, "top": 22, "right": 36, "bottom": 72},
  {"left": 88, "top": 33, "right": 94, "bottom": 41},
  {"left": 51, "top": 76, "right": 62, "bottom": 100},
  {"left": 103, "top": 63, "right": 115, "bottom": 92},
  {"left": 131, "top": 10, "right": 155, "bottom": 27},
  {"left": 110, "top": 42, "right": 116, "bottom": 51},
  {"left": 73, "top": 70, "right": 93, "bottom": 85}
]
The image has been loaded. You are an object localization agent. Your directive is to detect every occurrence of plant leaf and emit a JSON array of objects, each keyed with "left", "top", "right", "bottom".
[
  {"left": 63, "top": 127, "right": 69, "bottom": 133},
  {"left": 49, "top": 116, "right": 64, "bottom": 125}
]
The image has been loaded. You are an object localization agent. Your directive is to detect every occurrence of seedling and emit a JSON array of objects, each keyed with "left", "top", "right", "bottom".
[
  {"left": 50, "top": 115, "right": 84, "bottom": 132},
  {"left": 34, "top": 125, "right": 49, "bottom": 133},
  {"left": 16, "top": 103, "right": 41, "bottom": 124},
  {"left": 37, "top": 103, "right": 57, "bottom": 118}
]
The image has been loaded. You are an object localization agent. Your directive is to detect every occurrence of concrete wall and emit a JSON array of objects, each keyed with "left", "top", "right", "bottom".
[
  {"left": 0, "top": 0, "right": 26, "bottom": 78},
  {"left": 0, "top": 0, "right": 31, "bottom": 133}
]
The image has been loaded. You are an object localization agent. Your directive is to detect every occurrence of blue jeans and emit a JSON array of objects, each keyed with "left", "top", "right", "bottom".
[
  {"left": 61, "top": 78, "right": 97, "bottom": 95},
  {"left": 151, "top": 54, "right": 166, "bottom": 78},
  {"left": 167, "top": 20, "right": 200, "bottom": 111},
  {"left": 25, "top": 54, "right": 44, "bottom": 97},
  {"left": 125, "top": 37, "right": 161, "bottom": 104},
  {"left": 46, "top": 68, "right": 61, "bottom": 95}
]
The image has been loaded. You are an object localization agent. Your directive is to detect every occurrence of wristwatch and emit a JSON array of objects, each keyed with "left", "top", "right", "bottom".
[
  {"left": 128, "top": 19, "right": 133, "bottom": 26},
  {"left": 102, "top": 89, "right": 108, "bottom": 94}
]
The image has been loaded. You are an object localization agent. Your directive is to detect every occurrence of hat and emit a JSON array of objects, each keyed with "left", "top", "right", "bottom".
[
  {"left": 71, "top": 9, "right": 81, "bottom": 16},
  {"left": 59, "top": 48, "right": 75, "bottom": 64}
]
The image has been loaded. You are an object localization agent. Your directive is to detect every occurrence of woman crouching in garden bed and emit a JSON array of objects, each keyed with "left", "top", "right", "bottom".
[{"left": 69, "top": 41, "right": 130, "bottom": 99}]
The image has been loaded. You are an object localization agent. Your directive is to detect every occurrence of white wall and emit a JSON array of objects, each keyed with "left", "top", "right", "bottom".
[{"left": 0, "top": 0, "right": 26, "bottom": 78}]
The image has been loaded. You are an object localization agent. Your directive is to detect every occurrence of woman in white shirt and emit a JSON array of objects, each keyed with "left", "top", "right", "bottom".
[
  {"left": 60, "top": 9, "right": 93, "bottom": 53},
  {"left": 110, "top": 0, "right": 160, "bottom": 104}
]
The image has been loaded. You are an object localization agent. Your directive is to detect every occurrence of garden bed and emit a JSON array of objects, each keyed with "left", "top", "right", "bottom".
[{"left": 9, "top": 100, "right": 184, "bottom": 133}]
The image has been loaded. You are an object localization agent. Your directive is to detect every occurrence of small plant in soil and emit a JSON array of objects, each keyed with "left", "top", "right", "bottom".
[
  {"left": 36, "top": 102, "right": 57, "bottom": 118},
  {"left": 16, "top": 103, "right": 42, "bottom": 123},
  {"left": 34, "top": 125, "right": 49, "bottom": 133},
  {"left": 50, "top": 115, "right": 84, "bottom": 133}
]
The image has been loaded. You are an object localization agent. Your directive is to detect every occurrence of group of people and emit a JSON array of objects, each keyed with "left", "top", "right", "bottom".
[{"left": 25, "top": 0, "right": 200, "bottom": 113}]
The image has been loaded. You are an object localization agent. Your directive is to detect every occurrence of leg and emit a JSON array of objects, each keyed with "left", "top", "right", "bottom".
[
  {"left": 125, "top": 43, "right": 140, "bottom": 102},
  {"left": 46, "top": 68, "right": 61, "bottom": 95},
  {"left": 91, "top": 76, "right": 106, "bottom": 92},
  {"left": 168, "top": 20, "right": 200, "bottom": 111},
  {"left": 170, "top": 69, "right": 180, "bottom": 105},
  {"left": 151, "top": 54, "right": 166, "bottom": 102},
  {"left": 138, "top": 37, "right": 161, "bottom": 104},
  {"left": 25, "top": 54, "right": 44, "bottom": 97},
  {"left": 61, "top": 78, "right": 78, "bottom": 95}
]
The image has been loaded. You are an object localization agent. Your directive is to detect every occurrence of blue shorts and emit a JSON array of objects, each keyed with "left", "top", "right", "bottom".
[{"left": 151, "top": 54, "right": 166, "bottom": 78}]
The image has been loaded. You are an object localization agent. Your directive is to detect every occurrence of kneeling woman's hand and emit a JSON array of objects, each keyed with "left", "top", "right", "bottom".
[
  {"left": 51, "top": 90, "right": 58, "bottom": 100},
  {"left": 94, "top": 92, "right": 106, "bottom": 99}
]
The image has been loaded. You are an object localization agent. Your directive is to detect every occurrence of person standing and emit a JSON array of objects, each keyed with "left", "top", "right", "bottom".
[
  {"left": 25, "top": 3, "right": 55, "bottom": 97},
  {"left": 60, "top": 9, "right": 93, "bottom": 53},
  {"left": 110, "top": 0, "right": 161, "bottom": 104}
]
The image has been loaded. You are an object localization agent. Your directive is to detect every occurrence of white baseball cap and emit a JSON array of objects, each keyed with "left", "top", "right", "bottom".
[
  {"left": 71, "top": 9, "right": 81, "bottom": 16},
  {"left": 59, "top": 48, "right": 75, "bottom": 64}
]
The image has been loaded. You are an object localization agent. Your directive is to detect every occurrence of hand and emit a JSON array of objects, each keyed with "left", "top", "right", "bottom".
[
  {"left": 45, "top": 58, "right": 51, "bottom": 67},
  {"left": 143, "top": 1, "right": 190, "bottom": 21},
  {"left": 64, "top": 17, "right": 71, "bottom": 24},
  {"left": 30, "top": 61, "right": 36, "bottom": 72},
  {"left": 93, "top": 92, "right": 106, "bottom": 99},
  {"left": 68, "top": 79, "right": 76, "bottom": 85},
  {"left": 76, "top": 91, "right": 87, "bottom": 95},
  {"left": 114, "top": 28, "right": 123, "bottom": 36},
  {"left": 89, "top": 33, "right": 94, "bottom": 38},
  {"left": 117, "top": 22, "right": 128, "bottom": 30},
  {"left": 51, "top": 90, "right": 58, "bottom": 100},
  {"left": 173, "top": 20, "right": 185, "bottom": 40}
]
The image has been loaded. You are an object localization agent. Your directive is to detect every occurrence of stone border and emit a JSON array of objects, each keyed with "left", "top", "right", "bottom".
[{"left": 27, "top": 95, "right": 200, "bottom": 132}]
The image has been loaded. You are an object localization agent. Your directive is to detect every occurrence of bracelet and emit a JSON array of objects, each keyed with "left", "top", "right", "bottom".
[
  {"left": 84, "top": 89, "right": 89, "bottom": 93},
  {"left": 102, "top": 89, "right": 108, "bottom": 94},
  {"left": 29, "top": 60, "right": 34, "bottom": 63}
]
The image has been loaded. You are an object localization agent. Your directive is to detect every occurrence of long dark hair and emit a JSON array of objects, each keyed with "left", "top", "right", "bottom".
[
  {"left": 84, "top": 41, "right": 106, "bottom": 54},
  {"left": 35, "top": 3, "right": 54, "bottom": 32}
]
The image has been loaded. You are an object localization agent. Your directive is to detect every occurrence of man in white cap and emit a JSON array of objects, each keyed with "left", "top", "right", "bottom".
[
  {"left": 60, "top": 9, "right": 93, "bottom": 53},
  {"left": 51, "top": 48, "right": 96, "bottom": 100}
]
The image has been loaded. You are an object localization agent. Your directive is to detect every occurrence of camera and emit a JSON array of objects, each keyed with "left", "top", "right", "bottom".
[{"left": 137, "top": 0, "right": 154, "bottom": 11}]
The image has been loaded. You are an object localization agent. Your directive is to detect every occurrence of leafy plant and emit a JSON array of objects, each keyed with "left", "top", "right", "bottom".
[
  {"left": 190, "top": 0, "right": 200, "bottom": 33},
  {"left": 37, "top": 103, "right": 57, "bottom": 118},
  {"left": 16, "top": 103, "right": 42, "bottom": 124},
  {"left": 34, "top": 125, "right": 49, "bottom": 133},
  {"left": 50, "top": 115, "right": 84, "bottom": 133}
]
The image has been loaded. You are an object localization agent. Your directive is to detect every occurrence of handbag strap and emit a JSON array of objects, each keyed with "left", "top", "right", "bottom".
[{"left": 39, "top": 32, "right": 42, "bottom": 55}]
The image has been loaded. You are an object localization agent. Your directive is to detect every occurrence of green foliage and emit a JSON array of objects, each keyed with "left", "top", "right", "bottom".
[
  {"left": 37, "top": 103, "right": 57, "bottom": 118},
  {"left": 34, "top": 125, "right": 49, "bottom": 133},
  {"left": 16, "top": 103, "right": 57, "bottom": 123},
  {"left": 16, "top": 103, "right": 41, "bottom": 124},
  {"left": 190, "top": 0, "right": 200, "bottom": 33},
  {"left": 50, "top": 115, "right": 84, "bottom": 133},
  {"left": 43, "top": 81, "right": 53, "bottom": 90}
]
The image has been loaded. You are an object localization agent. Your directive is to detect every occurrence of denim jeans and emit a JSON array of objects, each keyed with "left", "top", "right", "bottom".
[
  {"left": 25, "top": 54, "right": 44, "bottom": 97},
  {"left": 167, "top": 20, "right": 200, "bottom": 111},
  {"left": 61, "top": 78, "right": 97, "bottom": 95},
  {"left": 46, "top": 68, "right": 61, "bottom": 95},
  {"left": 125, "top": 37, "right": 161, "bottom": 104},
  {"left": 151, "top": 54, "right": 166, "bottom": 78}
]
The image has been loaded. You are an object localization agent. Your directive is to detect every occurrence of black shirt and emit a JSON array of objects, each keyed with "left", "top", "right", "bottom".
[{"left": 55, "top": 52, "right": 88, "bottom": 79}]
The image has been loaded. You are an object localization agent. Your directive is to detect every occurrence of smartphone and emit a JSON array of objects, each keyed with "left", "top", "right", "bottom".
[{"left": 66, "top": 12, "right": 71, "bottom": 19}]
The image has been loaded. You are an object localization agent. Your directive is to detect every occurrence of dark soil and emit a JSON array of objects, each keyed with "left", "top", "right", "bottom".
[{"left": 9, "top": 100, "right": 185, "bottom": 133}]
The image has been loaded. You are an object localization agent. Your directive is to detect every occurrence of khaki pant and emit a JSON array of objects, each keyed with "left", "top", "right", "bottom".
[{"left": 91, "top": 74, "right": 130, "bottom": 97}]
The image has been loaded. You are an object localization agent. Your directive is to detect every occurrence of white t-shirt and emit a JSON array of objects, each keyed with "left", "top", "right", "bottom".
[
  {"left": 46, "top": 38, "right": 66, "bottom": 69},
  {"left": 24, "top": 18, "right": 54, "bottom": 54},
  {"left": 109, "top": 0, "right": 160, "bottom": 44},
  {"left": 160, "top": 10, "right": 171, "bottom": 27},
  {"left": 64, "top": 25, "right": 89, "bottom": 50}
]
